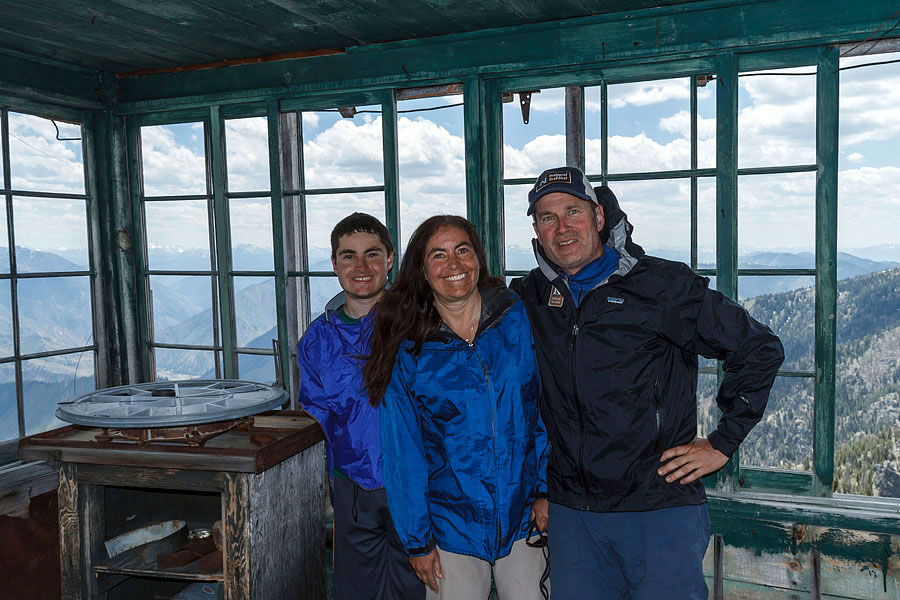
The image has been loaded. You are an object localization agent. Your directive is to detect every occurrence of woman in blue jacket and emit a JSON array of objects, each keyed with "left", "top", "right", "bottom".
[{"left": 364, "top": 215, "right": 549, "bottom": 600}]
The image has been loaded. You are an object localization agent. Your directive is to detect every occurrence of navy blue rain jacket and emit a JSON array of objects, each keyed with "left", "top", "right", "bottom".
[
  {"left": 298, "top": 294, "right": 383, "bottom": 490},
  {"left": 380, "top": 287, "right": 549, "bottom": 562}
]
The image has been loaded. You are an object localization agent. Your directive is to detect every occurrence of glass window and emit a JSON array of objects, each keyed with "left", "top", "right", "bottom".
[
  {"left": 234, "top": 276, "right": 276, "bottom": 349},
  {"left": 738, "top": 172, "right": 816, "bottom": 258},
  {"left": 503, "top": 87, "right": 566, "bottom": 179},
  {"left": 398, "top": 95, "right": 466, "bottom": 251},
  {"left": 611, "top": 180, "right": 690, "bottom": 263},
  {"left": 0, "top": 107, "right": 97, "bottom": 447},
  {"left": 834, "top": 52, "right": 900, "bottom": 497},
  {"left": 606, "top": 78, "right": 692, "bottom": 174},
  {"left": 503, "top": 184, "right": 537, "bottom": 272},
  {"left": 144, "top": 200, "right": 212, "bottom": 271},
  {"left": 225, "top": 117, "right": 269, "bottom": 193},
  {"left": 309, "top": 276, "right": 343, "bottom": 322},
  {"left": 740, "top": 276, "right": 816, "bottom": 372},
  {"left": 302, "top": 108, "right": 384, "bottom": 189},
  {"left": 149, "top": 275, "right": 215, "bottom": 346},
  {"left": 13, "top": 197, "right": 89, "bottom": 272},
  {"left": 230, "top": 197, "right": 274, "bottom": 271},
  {"left": 154, "top": 349, "right": 217, "bottom": 381},
  {"left": 738, "top": 68, "right": 816, "bottom": 168},
  {"left": 140, "top": 123, "right": 207, "bottom": 196},
  {"left": 8, "top": 113, "right": 85, "bottom": 194},
  {"left": 741, "top": 376, "right": 814, "bottom": 471},
  {"left": 238, "top": 353, "right": 278, "bottom": 384}
]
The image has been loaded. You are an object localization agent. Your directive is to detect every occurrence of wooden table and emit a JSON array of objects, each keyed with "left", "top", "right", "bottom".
[{"left": 19, "top": 411, "right": 325, "bottom": 600}]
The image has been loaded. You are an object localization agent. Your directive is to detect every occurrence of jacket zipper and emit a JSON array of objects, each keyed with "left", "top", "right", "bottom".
[
  {"left": 471, "top": 341, "right": 501, "bottom": 556},
  {"left": 653, "top": 378, "right": 664, "bottom": 453},
  {"left": 570, "top": 306, "right": 591, "bottom": 510}
]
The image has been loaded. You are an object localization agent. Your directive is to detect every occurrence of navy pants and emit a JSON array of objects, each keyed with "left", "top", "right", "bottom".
[
  {"left": 332, "top": 475, "right": 425, "bottom": 600},
  {"left": 548, "top": 502, "right": 711, "bottom": 600}
]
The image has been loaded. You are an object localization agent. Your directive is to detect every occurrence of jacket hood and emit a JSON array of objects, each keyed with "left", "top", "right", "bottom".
[{"left": 532, "top": 184, "right": 644, "bottom": 289}]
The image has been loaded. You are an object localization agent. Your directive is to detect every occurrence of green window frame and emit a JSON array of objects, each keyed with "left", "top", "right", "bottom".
[{"left": 0, "top": 99, "right": 105, "bottom": 465}]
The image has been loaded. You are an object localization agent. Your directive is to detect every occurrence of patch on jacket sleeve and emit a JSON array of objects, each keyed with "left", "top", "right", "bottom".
[
  {"left": 548, "top": 286, "right": 564, "bottom": 307},
  {"left": 606, "top": 296, "right": 625, "bottom": 304}
]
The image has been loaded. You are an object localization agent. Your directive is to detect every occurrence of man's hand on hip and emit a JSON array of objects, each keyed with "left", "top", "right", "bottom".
[{"left": 658, "top": 437, "right": 728, "bottom": 484}]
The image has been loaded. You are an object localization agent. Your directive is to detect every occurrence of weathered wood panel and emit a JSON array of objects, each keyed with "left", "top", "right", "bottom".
[
  {"left": 222, "top": 472, "right": 251, "bottom": 599},
  {"left": 249, "top": 440, "right": 325, "bottom": 600},
  {"left": 58, "top": 463, "right": 83, "bottom": 600}
]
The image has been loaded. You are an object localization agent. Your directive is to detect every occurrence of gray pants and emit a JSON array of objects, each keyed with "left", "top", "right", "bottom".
[{"left": 425, "top": 538, "right": 549, "bottom": 600}]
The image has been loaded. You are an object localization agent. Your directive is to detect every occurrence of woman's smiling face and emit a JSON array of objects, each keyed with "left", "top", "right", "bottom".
[{"left": 424, "top": 225, "right": 480, "bottom": 305}]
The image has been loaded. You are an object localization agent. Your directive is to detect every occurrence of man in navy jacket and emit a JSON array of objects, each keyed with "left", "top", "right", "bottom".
[{"left": 511, "top": 167, "right": 784, "bottom": 600}]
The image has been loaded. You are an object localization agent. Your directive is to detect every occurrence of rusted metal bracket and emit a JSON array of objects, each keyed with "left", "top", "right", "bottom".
[
  {"left": 713, "top": 533, "right": 724, "bottom": 599},
  {"left": 337, "top": 106, "right": 357, "bottom": 118}
]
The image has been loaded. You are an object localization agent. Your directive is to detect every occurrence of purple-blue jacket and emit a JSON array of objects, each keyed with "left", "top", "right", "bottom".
[{"left": 298, "top": 293, "right": 382, "bottom": 490}]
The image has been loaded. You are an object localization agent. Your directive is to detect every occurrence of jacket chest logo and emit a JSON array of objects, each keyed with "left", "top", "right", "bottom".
[
  {"left": 607, "top": 296, "right": 625, "bottom": 304},
  {"left": 548, "top": 286, "right": 564, "bottom": 307}
]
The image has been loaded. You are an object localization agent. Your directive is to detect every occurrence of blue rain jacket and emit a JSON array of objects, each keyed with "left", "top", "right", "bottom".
[
  {"left": 298, "top": 293, "right": 382, "bottom": 490},
  {"left": 381, "top": 287, "right": 549, "bottom": 562}
]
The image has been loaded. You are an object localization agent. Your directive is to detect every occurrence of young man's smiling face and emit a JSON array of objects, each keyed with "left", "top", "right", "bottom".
[
  {"left": 532, "top": 192, "right": 605, "bottom": 275},
  {"left": 332, "top": 231, "right": 394, "bottom": 302}
]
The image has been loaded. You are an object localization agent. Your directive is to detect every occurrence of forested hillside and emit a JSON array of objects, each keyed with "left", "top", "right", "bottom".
[{"left": 700, "top": 266, "right": 900, "bottom": 496}]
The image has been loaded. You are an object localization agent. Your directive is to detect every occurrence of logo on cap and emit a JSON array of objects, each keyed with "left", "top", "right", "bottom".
[{"left": 535, "top": 171, "right": 572, "bottom": 192}]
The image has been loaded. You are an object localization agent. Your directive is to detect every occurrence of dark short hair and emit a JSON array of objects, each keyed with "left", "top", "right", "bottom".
[{"left": 330, "top": 213, "right": 394, "bottom": 259}]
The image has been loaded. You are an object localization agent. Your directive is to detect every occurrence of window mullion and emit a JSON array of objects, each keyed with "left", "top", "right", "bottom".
[
  {"left": 813, "top": 45, "right": 840, "bottom": 498},
  {"left": 381, "top": 90, "right": 401, "bottom": 275},
  {"left": 714, "top": 52, "right": 739, "bottom": 491},
  {"left": 266, "top": 99, "right": 291, "bottom": 392},
  {"left": 209, "top": 106, "right": 236, "bottom": 379}
]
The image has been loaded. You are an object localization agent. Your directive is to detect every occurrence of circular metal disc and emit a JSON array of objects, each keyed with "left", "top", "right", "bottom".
[{"left": 56, "top": 380, "right": 288, "bottom": 428}]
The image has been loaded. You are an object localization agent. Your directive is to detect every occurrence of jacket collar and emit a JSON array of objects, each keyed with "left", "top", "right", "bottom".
[{"left": 429, "top": 286, "right": 515, "bottom": 343}]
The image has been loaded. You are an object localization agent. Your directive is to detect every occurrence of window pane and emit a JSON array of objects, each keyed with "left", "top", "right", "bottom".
[
  {"left": 309, "top": 276, "right": 342, "bottom": 322},
  {"left": 504, "top": 87, "right": 566, "bottom": 179},
  {"left": 154, "top": 348, "right": 216, "bottom": 381},
  {"left": 697, "top": 177, "right": 717, "bottom": 268},
  {"left": 144, "top": 200, "right": 212, "bottom": 271},
  {"left": 230, "top": 197, "right": 273, "bottom": 271},
  {"left": 0, "top": 280, "right": 11, "bottom": 357},
  {"left": 398, "top": 96, "right": 466, "bottom": 252},
  {"left": 234, "top": 276, "right": 276, "bottom": 349},
  {"left": 238, "top": 353, "right": 277, "bottom": 384},
  {"left": 226, "top": 117, "right": 269, "bottom": 193},
  {"left": 741, "top": 376, "right": 813, "bottom": 470},
  {"left": 140, "top": 123, "right": 207, "bottom": 196},
  {"left": 0, "top": 114, "right": 5, "bottom": 189},
  {"left": 150, "top": 275, "right": 215, "bottom": 346},
  {"left": 0, "top": 201, "right": 8, "bottom": 275},
  {"left": 305, "top": 192, "right": 386, "bottom": 267},
  {"left": 23, "top": 353, "right": 95, "bottom": 435},
  {"left": 741, "top": 275, "right": 815, "bottom": 371},
  {"left": 738, "top": 68, "right": 816, "bottom": 168},
  {"left": 697, "top": 77, "right": 717, "bottom": 170},
  {"left": 13, "top": 197, "right": 89, "bottom": 272},
  {"left": 606, "top": 78, "right": 691, "bottom": 174},
  {"left": 0, "top": 362, "right": 16, "bottom": 441},
  {"left": 504, "top": 184, "right": 536, "bottom": 272},
  {"left": 835, "top": 53, "right": 900, "bottom": 497},
  {"left": 18, "top": 276, "right": 92, "bottom": 355},
  {"left": 697, "top": 372, "right": 719, "bottom": 439},
  {"left": 611, "top": 179, "right": 690, "bottom": 263},
  {"left": 8, "top": 113, "right": 84, "bottom": 194},
  {"left": 738, "top": 172, "right": 815, "bottom": 257},
  {"left": 302, "top": 108, "right": 384, "bottom": 189}
]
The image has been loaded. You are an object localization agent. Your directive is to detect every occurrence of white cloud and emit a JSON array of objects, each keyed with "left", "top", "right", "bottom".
[
  {"left": 140, "top": 123, "right": 207, "bottom": 196},
  {"left": 225, "top": 117, "right": 270, "bottom": 192},
  {"left": 846, "top": 152, "right": 864, "bottom": 163},
  {"left": 608, "top": 80, "right": 690, "bottom": 108},
  {"left": 838, "top": 165, "right": 900, "bottom": 249}
]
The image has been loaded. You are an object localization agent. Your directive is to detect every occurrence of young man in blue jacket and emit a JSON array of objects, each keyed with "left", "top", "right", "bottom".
[
  {"left": 511, "top": 167, "right": 784, "bottom": 600},
  {"left": 298, "top": 213, "right": 423, "bottom": 600}
]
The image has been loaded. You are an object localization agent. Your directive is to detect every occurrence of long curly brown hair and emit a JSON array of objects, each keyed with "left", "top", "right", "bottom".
[{"left": 363, "top": 215, "right": 504, "bottom": 406}]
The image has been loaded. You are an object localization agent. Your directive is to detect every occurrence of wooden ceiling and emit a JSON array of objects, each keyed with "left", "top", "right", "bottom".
[{"left": 0, "top": 0, "right": 706, "bottom": 74}]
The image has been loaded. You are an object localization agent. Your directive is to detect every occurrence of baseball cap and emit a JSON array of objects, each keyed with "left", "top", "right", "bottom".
[{"left": 527, "top": 166, "right": 599, "bottom": 216}]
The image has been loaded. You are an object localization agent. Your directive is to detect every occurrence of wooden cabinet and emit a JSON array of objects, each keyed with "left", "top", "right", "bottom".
[{"left": 19, "top": 411, "right": 325, "bottom": 600}]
